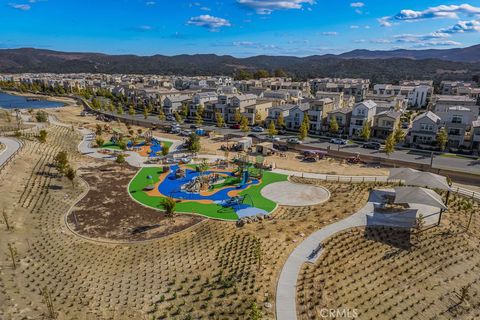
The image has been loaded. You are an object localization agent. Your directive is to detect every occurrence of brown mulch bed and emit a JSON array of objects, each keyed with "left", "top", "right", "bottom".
[{"left": 67, "top": 163, "right": 203, "bottom": 241}]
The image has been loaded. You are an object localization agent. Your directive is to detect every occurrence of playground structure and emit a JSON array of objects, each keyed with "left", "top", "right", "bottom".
[{"left": 103, "top": 128, "right": 171, "bottom": 158}]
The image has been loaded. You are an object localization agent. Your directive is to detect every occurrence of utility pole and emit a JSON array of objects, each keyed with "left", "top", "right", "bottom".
[
  {"left": 2, "top": 210, "right": 11, "bottom": 230},
  {"left": 41, "top": 287, "right": 57, "bottom": 319}
]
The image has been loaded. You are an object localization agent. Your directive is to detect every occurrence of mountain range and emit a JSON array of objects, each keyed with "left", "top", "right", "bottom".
[{"left": 0, "top": 45, "right": 479, "bottom": 83}]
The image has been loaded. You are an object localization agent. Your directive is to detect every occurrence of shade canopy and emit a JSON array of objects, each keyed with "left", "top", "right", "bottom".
[
  {"left": 394, "top": 187, "right": 447, "bottom": 210},
  {"left": 388, "top": 168, "right": 451, "bottom": 191}
]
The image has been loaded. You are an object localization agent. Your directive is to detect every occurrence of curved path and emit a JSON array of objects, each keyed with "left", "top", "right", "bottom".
[
  {"left": 0, "top": 136, "right": 22, "bottom": 167},
  {"left": 276, "top": 189, "right": 441, "bottom": 320}
]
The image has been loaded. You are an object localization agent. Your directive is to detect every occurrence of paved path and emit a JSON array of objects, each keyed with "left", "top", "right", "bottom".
[
  {"left": 0, "top": 137, "right": 22, "bottom": 167},
  {"left": 276, "top": 189, "right": 440, "bottom": 320}
]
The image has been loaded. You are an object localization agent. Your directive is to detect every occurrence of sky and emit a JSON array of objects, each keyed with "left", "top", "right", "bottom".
[{"left": 1, "top": 0, "right": 480, "bottom": 57}]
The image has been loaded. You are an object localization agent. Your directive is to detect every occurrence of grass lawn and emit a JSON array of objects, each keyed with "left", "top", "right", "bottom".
[
  {"left": 128, "top": 167, "right": 287, "bottom": 221},
  {"left": 101, "top": 141, "right": 121, "bottom": 150}
]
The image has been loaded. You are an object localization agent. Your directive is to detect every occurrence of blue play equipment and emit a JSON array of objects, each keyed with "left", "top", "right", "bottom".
[
  {"left": 240, "top": 170, "right": 249, "bottom": 187},
  {"left": 148, "top": 139, "right": 162, "bottom": 157}
]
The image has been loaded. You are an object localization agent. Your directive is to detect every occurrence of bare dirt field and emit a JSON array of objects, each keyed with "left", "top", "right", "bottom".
[{"left": 68, "top": 163, "right": 203, "bottom": 242}]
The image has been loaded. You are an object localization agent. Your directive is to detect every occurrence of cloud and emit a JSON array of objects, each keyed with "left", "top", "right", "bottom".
[
  {"left": 350, "top": 2, "right": 364, "bottom": 8},
  {"left": 379, "top": 3, "right": 480, "bottom": 27},
  {"left": 9, "top": 3, "right": 31, "bottom": 10},
  {"left": 371, "top": 32, "right": 461, "bottom": 47},
  {"left": 187, "top": 15, "right": 231, "bottom": 31},
  {"left": 321, "top": 31, "right": 338, "bottom": 36},
  {"left": 237, "top": 0, "right": 315, "bottom": 15},
  {"left": 145, "top": 1, "right": 156, "bottom": 5},
  {"left": 412, "top": 40, "right": 462, "bottom": 47},
  {"left": 134, "top": 25, "right": 154, "bottom": 31},
  {"left": 350, "top": 25, "right": 359, "bottom": 29},
  {"left": 439, "top": 19, "right": 480, "bottom": 33}
]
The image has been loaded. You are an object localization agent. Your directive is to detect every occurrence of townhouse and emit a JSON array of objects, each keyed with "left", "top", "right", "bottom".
[
  {"left": 407, "top": 111, "right": 442, "bottom": 146},
  {"left": 310, "top": 78, "right": 370, "bottom": 102},
  {"left": 349, "top": 100, "right": 377, "bottom": 137},
  {"left": 307, "top": 98, "right": 335, "bottom": 134},
  {"left": 372, "top": 110, "right": 402, "bottom": 139},
  {"left": 327, "top": 107, "right": 352, "bottom": 135}
]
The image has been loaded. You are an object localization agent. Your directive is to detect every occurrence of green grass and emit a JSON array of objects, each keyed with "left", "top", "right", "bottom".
[
  {"left": 101, "top": 141, "right": 121, "bottom": 150},
  {"left": 439, "top": 153, "right": 475, "bottom": 160},
  {"left": 128, "top": 167, "right": 287, "bottom": 221}
]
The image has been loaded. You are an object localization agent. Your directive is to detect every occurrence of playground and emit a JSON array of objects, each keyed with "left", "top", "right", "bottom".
[
  {"left": 100, "top": 128, "right": 173, "bottom": 157},
  {"left": 128, "top": 156, "right": 289, "bottom": 220}
]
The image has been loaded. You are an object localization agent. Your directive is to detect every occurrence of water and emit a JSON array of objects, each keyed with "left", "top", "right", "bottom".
[{"left": 0, "top": 92, "right": 64, "bottom": 109}]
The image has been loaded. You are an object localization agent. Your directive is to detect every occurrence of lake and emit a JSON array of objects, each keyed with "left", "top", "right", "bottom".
[{"left": 0, "top": 92, "right": 64, "bottom": 109}]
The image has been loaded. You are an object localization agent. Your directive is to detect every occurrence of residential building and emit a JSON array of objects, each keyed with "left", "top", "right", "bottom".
[
  {"left": 327, "top": 107, "right": 352, "bottom": 135},
  {"left": 315, "top": 91, "right": 344, "bottom": 109},
  {"left": 349, "top": 100, "right": 377, "bottom": 137},
  {"left": 163, "top": 95, "right": 191, "bottom": 115},
  {"left": 472, "top": 119, "right": 480, "bottom": 151},
  {"left": 308, "top": 98, "right": 335, "bottom": 133},
  {"left": 310, "top": 78, "right": 370, "bottom": 102},
  {"left": 243, "top": 101, "right": 273, "bottom": 125},
  {"left": 407, "top": 111, "right": 442, "bottom": 145},
  {"left": 372, "top": 110, "right": 402, "bottom": 139}
]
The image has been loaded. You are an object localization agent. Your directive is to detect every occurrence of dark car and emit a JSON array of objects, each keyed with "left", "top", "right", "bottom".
[
  {"left": 278, "top": 129, "right": 287, "bottom": 135},
  {"left": 363, "top": 142, "right": 382, "bottom": 150},
  {"left": 184, "top": 118, "right": 193, "bottom": 124},
  {"left": 190, "top": 124, "right": 199, "bottom": 129},
  {"left": 230, "top": 124, "right": 241, "bottom": 129}
]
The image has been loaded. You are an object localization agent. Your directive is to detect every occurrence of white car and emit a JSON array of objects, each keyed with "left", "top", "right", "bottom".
[
  {"left": 287, "top": 138, "right": 302, "bottom": 144},
  {"left": 330, "top": 138, "right": 347, "bottom": 145},
  {"left": 251, "top": 126, "right": 265, "bottom": 132}
]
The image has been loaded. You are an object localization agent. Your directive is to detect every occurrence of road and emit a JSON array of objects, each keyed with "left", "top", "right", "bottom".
[
  {"left": 88, "top": 109, "right": 480, "bottom": 176},
  {"left": 0, "top": 137, "right": 21, "bottom": 167}
]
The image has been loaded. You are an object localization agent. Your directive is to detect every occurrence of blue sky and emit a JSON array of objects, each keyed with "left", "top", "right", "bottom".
[{"left": 1, "top": 0, "right": 479, "bottom": 56}]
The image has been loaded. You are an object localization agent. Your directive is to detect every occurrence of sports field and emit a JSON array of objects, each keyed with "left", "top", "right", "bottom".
[{"left": 128, "top": 166, "right": 288, "bottom": 220}]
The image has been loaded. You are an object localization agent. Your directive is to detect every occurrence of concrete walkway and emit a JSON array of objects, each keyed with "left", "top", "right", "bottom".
[
  {"left": 0, "top": 137, "right": 22, "bottom": 167},
  {"left": 276, "top": 189, "right": 440, "bottom": 320}
]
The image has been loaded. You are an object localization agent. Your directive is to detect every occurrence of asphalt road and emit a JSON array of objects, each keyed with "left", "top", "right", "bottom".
[{"left": 90, "top": 111, "right": 480, "bottom": 175}]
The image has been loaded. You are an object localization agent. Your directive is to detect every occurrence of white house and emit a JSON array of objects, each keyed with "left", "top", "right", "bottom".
[{"left": 349, "top": 100, "right": 377, "bottom": 137}]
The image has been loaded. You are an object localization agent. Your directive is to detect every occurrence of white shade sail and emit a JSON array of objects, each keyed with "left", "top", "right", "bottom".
[
  {"left": 388, "top": 168, "right": 451, "bottom": 191},
  {"left": 388, "top": 168, "right": 420, "bottom": 181},
  {"left": 394, "top": 187, "right": 447, "bottom": 210}
]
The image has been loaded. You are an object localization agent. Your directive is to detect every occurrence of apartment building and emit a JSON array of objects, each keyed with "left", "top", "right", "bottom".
[
  {"left": 310, "top": 78, "right": 370, "bottom": 102},
  {"left": 308, "top": 98, "right": 335, "bottom": 133},
  {"left": 327, "top": 107, "right": 352, "bottom": 135},
  {"left": 372, "top": 110, "right": 402, "bottom": 139},
  {"left": 407, "top": 111, "right": 442, "bottom": 145},
  {"left": 373, "top": 83, "right": 432, "bottom": 107}
]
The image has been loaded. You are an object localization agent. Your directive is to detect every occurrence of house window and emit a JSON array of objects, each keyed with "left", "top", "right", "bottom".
[
  {"left": 420, "top": 123, "right": 433, "bottom": 131},
  {"left": 449, "top": 128, "right": 461, "bottom": 136},
  {"left": 451, "top": 115, "right": 462, "bottom": 124},
  {"left": 357, "top": 108, "right": 365, "bottom": 116},
  {"left": 355, "top": 120, "right": 363, "bottom": 126}
]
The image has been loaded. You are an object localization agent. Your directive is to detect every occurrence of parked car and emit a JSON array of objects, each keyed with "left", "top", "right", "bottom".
[
  {"left": 287, "top": 138, "right": 302, "bottom": 144},
  {"left": 363, "top": 142, "right": 382, "bottom": 150},
  {"left": 278, "top": 129, "right": 287, "bottom": 135},
  {"left": 247, "top": 133, "right": 259, "bottom": 139},
  {"left": 170, "top": 127, "right": 181, "bottom": 134},
  {"left": 230, "top": 124, "right": 240, "bottom": 129},
  {"left": 184, "top": 118, "right": 193, "bottom": 124},
  {"left": 166, "top": 115, "right": 175, "bottom": 121},
  {"left": 269, "top": 136, "right": 281, "bottom": 142},
  {"left": 330, "top": 138, "right": 347, "bottom": 145},
  {"left": 251, "top": 126, "right": 265, "bottom": 132},
  {"left": 273, "top": 143, "right": 288, "bottom": 151},
  {"left": 179, "top": 130, "right": 192, "bottom": 136},
  {"left": 190, "top": 124, "right": 199, "bottom": 129}
]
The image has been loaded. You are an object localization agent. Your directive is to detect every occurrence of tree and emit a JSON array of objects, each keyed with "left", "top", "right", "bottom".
[
  {"left": 329, "top": 116, "right": 339, "bottom": 134},
  {"left": 267, "top": 121, "right": 277, "bottom": 137},
  {"left": 180, "top": 103, "right": 189, "bottom": 118},
  {"left": 7, "top": 242, "right": 18, "bottom": 269},
  {"left": 117, "top": 105, "right": 124, "bottom": 115},
  {"left": 35, "top": 110, "right": 48, "bottom": 122},
  {"left": 128, "top": 105, "right": 135, "bottom": 117},
  {"left": 162, "top": 197, "right": 177, "bottom": 218},
  {"left": 274, "top": 68, "right": 287, "bottom": 77},
  {"left": 161, "top": 145, "right": 170, "bottom": 157},
  {"left": 174, "top": 112, "right": 183, "bottom": 123},
  {"left": 240, "top": 115, "right": 249, "bottom": 133},
  {"left": 298, "top": 114, "right": 309, "bottom": 141},
  {"left": 393, "top": 122, "right": 405, "bottom": 143},
  {"left": 234, "top": 69, "right": 253, "bottom": 80},
  {"left": 116, "top": 153, "right": 126, "bottom": 164},
  {"left": 437, "top": 128, "right": 448, "bottom": 151},
  {"left": 158, "top": 108, "right": 166, "bottom": 121},
  {"left": 384, "top": 132, "right": 396, "bottom": 157},
  {"left": 276, "top": 112, "right": 285, "bottom": 129},
  {"left": 117, "top": 140, "right": 127, "bottom": 152},
  {"left": 360, "top": 120, "right": 371, "bottom": 141},
  {"left": 254, "top": 111, "right": 262, "bottom": 125},
  {"left": 253, "top": 69, "right": 270, "bottom": 79},
  {"left": 233, "top": 109, "right": 242, "bottom": 124},
  {"left": 95, "top": 137, "right": 104, "bottom": 148},
  {"left": 185, "top": 132, "right": 201, "bottom": 154},
  {"left": 143, "top": 106, "right": 149, "bottom": 119},
  {"left": 38, "top": 129, "right": 47, "bottom": 143},
  {"left": 195, "top": 111, "right": 203, "bottom": 125},
  {"left": 65, "top": 166, "right": 76, "bottom": 188},
  {"left": 215, "top": 112, "right": 225, "bottom": 128},
  {"left": 95, "top": 124, "right": 103, "bottom": 136},
  {"left": 249, "top": 302, "right": 262, "bottom": 320},
  {"left": 54, "top": 151, "right": 69, "bottom": 174}
]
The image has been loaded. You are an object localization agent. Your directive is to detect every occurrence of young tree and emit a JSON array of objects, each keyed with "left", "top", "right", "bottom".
[
  {"left": 128, "top": 105, "right": 135, "bottom": 117},
  {"left": 233, "top": 109, "right": 242, "bottom": 124},
  {"left": 240, "top": 115, "right": 249, "bottom": 133},
  {"left": 393, "top": 122, "right": 405, "bottom": 143},
  {"left": 7, "top": 242, "right": 18, "bottom": 269},
  {"left": 54, "top": 151, "right": 69, "bottom": 174},
  {"left": 35, "top": 110, "right": 48, "bottom": 122},
  {"left": 162, "top": 197, "right": 177, "bottom": 218},
  {"left": 360, "top": 120, "right": 371, "bottom": 141},
  {"left": 117, "top": 105, "right": 124, "bottom": 115},
  {"left": 174, "top": 112, "right": 183, "bottom": 123},
  {"left": 95, "top": 137, "right": 105, "bottom": 148},
  {"left": 180, "top": 103, "right": 189, "bottom": 118},
  {"left": 95, "top": 124, "right": 103, "bottom": 136},
  {"left": 384, "top": 132, "right": 396, "bottom": 157},
  {"left": 158, "top": 108, "right": 166, "bottom": 121},
  {"left": 298, "top": 114, "right": 309, "bottom": 141},
  {"left": 116, "top": 153, "right": 126, "bottom": 164},
  {"left": 254, "top": 111, "right": 262, "bottom": 126},
  {"left": 65, "top": 166, "right": 76, "bottom": 188},
  {"left": 276, "top": 112, "right": 285, "bottom": 129},
  {"left": 143, "top": 106, "right": 149, "bottom": 120},
  {"left": 186, "top": 132, "right": 201, "bottom": 154},
  {"left": 195, "top": 111, "right": 203, "bottom": 125},
  {"left": 161, "top": 145, "right": 170, "bottom": 157},
  {"left": 329, "top": 117, "right": 339, "bottom": 134},
  {"left": 38, "top": 129, "right": 48, "bottom": 143},
  {"left": 267, "top": 121, "right": 277, "bottom": 137},
  {"left": 215, "top": 112, "right": 225, "bottom": 128},
  {"left": 117, "top": 140, "right": 127, "bottom": 152},
  {"left": 437, "top": 128, "right": 448, "bottom": 151},
  {"left": 249, "top": 302, "right": 262, "bottom": 320}
]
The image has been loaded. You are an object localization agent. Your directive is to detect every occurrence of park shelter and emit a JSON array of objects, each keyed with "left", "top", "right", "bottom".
[
  {"left": 393, "top": 187, "right": 447, "bottom": 210},
  {"left": 388, "top": 168, "right": 451, "bottom": 191}
]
